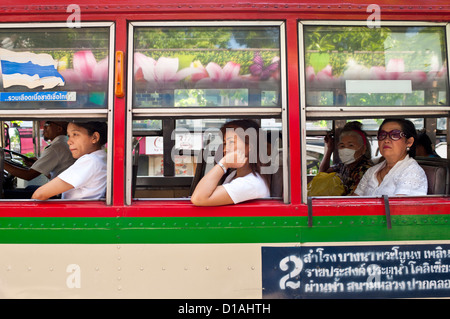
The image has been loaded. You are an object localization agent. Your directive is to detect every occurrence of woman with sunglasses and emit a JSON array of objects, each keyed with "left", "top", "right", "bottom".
[{"left": 354, "top": 118, "right": 427, "bottom": 196}]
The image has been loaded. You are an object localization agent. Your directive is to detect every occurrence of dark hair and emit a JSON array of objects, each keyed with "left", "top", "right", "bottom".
[
  {"left": 416, "top": 132, "right": 435, "bottom": 156},
  {"left": 379, "top": 118, "right": 417, "bottom": 158},
  {"left": 71, "top": 121, "right": 108, "bottom": 146},
  {"left": 220, "top": 119, "right": 268, "bottom": 182}
]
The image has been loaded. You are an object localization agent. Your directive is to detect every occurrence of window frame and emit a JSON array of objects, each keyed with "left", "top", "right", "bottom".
[
  {"left": 299, "top": 20, "right": 450, "bottom": 203},
  {"left": 126, "top": 20, "right": 289, "bottom": 205},
  {"left": 0, "top": 22, "right": 115, "bottom": 204}
]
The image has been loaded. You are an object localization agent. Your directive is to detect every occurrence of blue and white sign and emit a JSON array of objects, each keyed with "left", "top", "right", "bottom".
[
  {"left": 0, "top": 91, "right": 76, "bottom": 102},
  {"left": 262, "top": 244, "right": 450, "bottom": 298},
  {"left": 0, "top": 48, "right": 64, "bottom": 89}
]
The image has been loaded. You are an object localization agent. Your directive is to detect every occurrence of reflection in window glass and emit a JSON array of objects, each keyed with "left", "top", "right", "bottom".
[
  {"left": 304, "top": 26, "right": 448, "bottom": 107},
  {"left": 133, "top": 26, "right": 281, "bottom": 108},
  {"left": 0, "top": 27, "right": 110, "bottom": 109}
]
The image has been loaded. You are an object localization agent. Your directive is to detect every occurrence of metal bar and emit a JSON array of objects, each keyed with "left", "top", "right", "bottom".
[
  {"left": 132, "top": 108, "right": 282, "bottom": 117},
  {"left": 0, "top": 110, "right": 108, "bottom": 119},
  {"left": 307, "top": 196, "right": 313, "bottom": 227},
  {"left": 163, "top": 119, "right": 175, "bottom": 177},
  {"left": 383, "top": 195, "right": 392, "bottom": 229}
]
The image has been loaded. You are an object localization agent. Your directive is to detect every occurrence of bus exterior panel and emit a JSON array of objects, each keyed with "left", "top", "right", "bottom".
[{"left": 0, "top": 0, "right": 449, "bottom": 299}]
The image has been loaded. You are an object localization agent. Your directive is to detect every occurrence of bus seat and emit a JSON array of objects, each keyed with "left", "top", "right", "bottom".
[
  {"left": 131, "top": 137, "right": 142, "bottom": 198},
  {"left": 189, "top": 134, "right": 213, "bottom": 196},
  {"left": 0, "top": 148, "right": 4, "bottom": 199},
  {"left": 417, "top": 158, "right": 449, "bottom": 195},
  {"left": 267, "top": 151, "right": 283, "bottom": 198}
]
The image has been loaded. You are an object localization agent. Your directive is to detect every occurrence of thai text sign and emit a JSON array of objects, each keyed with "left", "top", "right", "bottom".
[
  {"left": 262, "top": 244, "right": 450, "bottom": 298},
  {"left": 0, "top": 91, "right": 76, "bottom": 102}
]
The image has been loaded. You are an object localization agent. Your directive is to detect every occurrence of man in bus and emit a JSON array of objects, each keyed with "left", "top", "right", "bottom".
[{"left": 4, "top": 121, "right": 75, "bottom": 197}]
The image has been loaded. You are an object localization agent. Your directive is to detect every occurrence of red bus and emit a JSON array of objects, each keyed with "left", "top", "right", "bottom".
[{"left": 0, "top": 0, "right": 449, "bottom": 300}]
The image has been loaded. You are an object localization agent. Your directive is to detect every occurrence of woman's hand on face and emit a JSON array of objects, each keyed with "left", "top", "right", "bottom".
[{"left": 221, "top": 149, "right": 248, "bottom": 169}]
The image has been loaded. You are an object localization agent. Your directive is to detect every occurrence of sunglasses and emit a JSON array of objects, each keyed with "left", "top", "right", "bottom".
[{"left": 377, "top": 129, "right": 407, "bottom": 141}]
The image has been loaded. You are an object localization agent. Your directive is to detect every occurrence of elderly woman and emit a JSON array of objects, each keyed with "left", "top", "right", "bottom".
[
  {"left": 319, "top": 121, "right": 373, "bottom": 195},
  {"left": 354, "top": 118, "right": 427, "bottom": 196}
]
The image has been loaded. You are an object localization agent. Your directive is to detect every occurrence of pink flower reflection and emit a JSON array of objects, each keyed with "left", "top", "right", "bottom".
[
  {"left": 205, "top": 61, "right": 241, "bottom": 82},
  {"left": 305, "top": 65, "right": 335, "bottom": 85},
  {"left": 134, "top": 53, "right": 203, "bottom": 84},
  {"left": 60, "top": 50, "right": 108, "bottom": 83}
]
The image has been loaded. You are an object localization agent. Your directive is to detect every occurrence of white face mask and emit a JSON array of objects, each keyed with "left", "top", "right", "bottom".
[{"left": 338, "top": 148, "right": 359, "bottom": 165}]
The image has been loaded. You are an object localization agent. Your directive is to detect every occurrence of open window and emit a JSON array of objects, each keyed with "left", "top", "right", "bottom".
[
  {"left": 126, "top": 21, "right": 288, "bottom": 205},
  {"left": 300, "top": 21, "right": 450, "bottom": 202}
]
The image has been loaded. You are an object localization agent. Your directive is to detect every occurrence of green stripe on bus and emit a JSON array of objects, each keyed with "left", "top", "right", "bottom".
[{"left": 0, "top": 216, "right": 448, "bottom": 244}]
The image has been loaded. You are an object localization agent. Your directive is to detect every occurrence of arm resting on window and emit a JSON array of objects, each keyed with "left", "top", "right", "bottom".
[{"left": 31, "top": 177, "right": 73, "bottom": 200}]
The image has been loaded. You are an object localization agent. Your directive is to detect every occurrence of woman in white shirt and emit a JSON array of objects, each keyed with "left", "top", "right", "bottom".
[
  {"left": 191, "top": 119, "right": 270, "bottom": 206},
  {"left": 32, "top": 121, "right": 108, "bottom": 200},
  {"left": 354, "top": 119, "right": 427, "bottom": 196}
]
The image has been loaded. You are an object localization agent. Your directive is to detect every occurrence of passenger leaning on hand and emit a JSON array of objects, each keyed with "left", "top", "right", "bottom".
[{"left": 191, "top": 119, "right": 270, "bottom": 206}]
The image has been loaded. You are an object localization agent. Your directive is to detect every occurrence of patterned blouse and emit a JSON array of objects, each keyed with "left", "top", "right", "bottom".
[{"left": 331, "top": 157, "right": 373, "bottom": 195}]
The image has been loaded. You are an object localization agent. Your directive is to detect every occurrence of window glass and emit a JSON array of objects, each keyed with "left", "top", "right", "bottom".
[
  {"left": 0, "top": 27, "right": 110, "bottom": 109},
  {"left": 304, "top": 26, "right": 448, "bottom": 107},
  {"left": 133, "top": 26, "right": 281, "bottom": 108},
  {"left": 132, "top": 118, "right": 282, "bottom": 199}
]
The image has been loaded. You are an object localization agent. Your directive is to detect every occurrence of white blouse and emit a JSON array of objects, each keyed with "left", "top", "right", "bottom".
[
  {"left": 354, "top": 155, "right": 428, "bottom": 196},
  {"left": 222, "top": 170, "right": 270, "bottom": 203},
  {"left": 58, "top": 149, "right": 107, "bottom": 200}
]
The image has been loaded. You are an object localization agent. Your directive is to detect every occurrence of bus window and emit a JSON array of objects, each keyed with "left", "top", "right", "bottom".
[
  {"left": 300, "top": 21, "right": 449, "bottom": 202},
  {"left": 306, "top": 117, "right": 449, "bottom": 197},
  {"left": 1, "top": 119, "right": 110, "bottom": 200},
  {"left": 0, "top": 26, "right": 110, "bottom": 109},
  {"left": 132, "top": 23, "right": 281, "bottom": 109},
  {"left": 131, "top": 117, "right": 283, "bottom": 200},
  {"left": 303, "top": 25, "right": 447, "bottom": 108},
  {"left": 127, "top": 21, "right": 288, "bottom": 205},
  {"left": 0, "top": 22, "right": 114, "bottom": 202}
]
